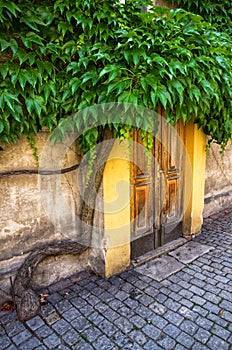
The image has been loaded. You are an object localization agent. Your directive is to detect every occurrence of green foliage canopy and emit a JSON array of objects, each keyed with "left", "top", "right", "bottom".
[
  {"left": 0, "top": 0, "right": 231, "bottom": 150},
  {"left": 169, "top": 0, "right": 232, "bottom": 36}
]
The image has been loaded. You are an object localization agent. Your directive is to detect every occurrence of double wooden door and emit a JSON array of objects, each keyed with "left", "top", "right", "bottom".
[{"left": 130, "top": 111, "right": 185, "bottom": 259}]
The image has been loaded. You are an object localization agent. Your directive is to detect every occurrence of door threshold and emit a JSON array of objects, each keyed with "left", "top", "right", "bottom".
[{"left": 131, "top": 237, "right": 187, "bottom": 267}]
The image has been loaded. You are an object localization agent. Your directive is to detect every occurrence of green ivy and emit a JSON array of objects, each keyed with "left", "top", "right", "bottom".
[
  {"left": 168, "top": 0, "right": 232, "bottom": 36},
  {"left": 0, "top": 0, "right": 231, "bottom": 152}
]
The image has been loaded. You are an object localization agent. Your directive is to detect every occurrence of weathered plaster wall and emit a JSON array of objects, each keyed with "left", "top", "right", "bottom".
[
  {"left": 204, "top": 143, "right": 232, "bottom": 217},
  {"left": 0, "top": 132, "right": 89, "bottom": 300}
]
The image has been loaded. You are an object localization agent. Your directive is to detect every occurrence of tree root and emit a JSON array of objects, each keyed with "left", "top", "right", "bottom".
[{"left": 12, "top": 241, "right": 87, "bottom": 320}]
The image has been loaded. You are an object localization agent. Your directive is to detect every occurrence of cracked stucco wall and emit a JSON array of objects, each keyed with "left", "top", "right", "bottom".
[
  {"left": 204, "top": 143, "right": 232, "bottom": 217},
  {"left": 0, "top": 132, "right": 89, "bottom": 300}
]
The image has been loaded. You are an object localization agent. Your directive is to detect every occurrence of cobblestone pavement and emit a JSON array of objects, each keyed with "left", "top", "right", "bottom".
[{"left": 0, "top": 208, "right": 231, "bottom": 350}]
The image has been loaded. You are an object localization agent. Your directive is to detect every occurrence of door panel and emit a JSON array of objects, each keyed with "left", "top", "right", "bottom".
[
  {"left": 130, "top": 131, "right": 155, "bottom": 259},
  {"left": 130, "top": 109, "right": 185, "bottom": 259}
]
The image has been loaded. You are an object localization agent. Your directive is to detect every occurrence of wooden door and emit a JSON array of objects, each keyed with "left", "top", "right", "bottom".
[{"left": 130, "top": 108, "right": 185, "bottom": 259}]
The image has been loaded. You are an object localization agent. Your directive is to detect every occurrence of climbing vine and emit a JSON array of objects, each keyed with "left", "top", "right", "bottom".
[
  {"left": 168, "top": 0, "right": 232, "bottom": 36},
  {"left": 0, "top": 0, "right": 231, "bottom": 152}
]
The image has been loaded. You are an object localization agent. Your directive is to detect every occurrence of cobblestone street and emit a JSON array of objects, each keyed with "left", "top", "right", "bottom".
[{"left": 0, "top": 208, "right": 232, "bottom": 350}]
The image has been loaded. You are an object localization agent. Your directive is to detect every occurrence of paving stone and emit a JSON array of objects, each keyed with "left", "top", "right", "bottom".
[
  {"left": 62, "top": 307, "right": 81, "bottom": 322},
  {"left": 179, "top": 289, "right": 193, "bottom": 299},
  {"left": 169, "top": 292, "right": 182, "bottom": 302},
  {"left": 144, "top": 286, "right": 159, "bottom": 297},
  {"left": 149, "top": 301, "right": 167, "bottom": 315},
  {"left": 46, "top": 293, "right": 63, "bottom": 305},
  {"left": 103, "top": 308, "right": 119, "bottom": 322},
  {"left": 26, "top": 316, "right": 45, "bottom": 331},
  {"left": 88, "top": 312, "right": 104, "bottom": 325},
  {"left": 18, "top": 337, "right": 41, "bottom": 350},
  {"left": 176, "top": 332, "right": 195, "bottom": 348},
  {"left": 130, "top": 315, "right": 147, "bottom": 329},
  {"left": 129, "top": 330, "right": 147, "bottom": 345},
  {"left": 179, "top": 320, "right": 198, "bottom": 336},
  {"left": 220, "top": 300, "right": 232, "bottom": 312},
  {"left": 138, "top": 294, "right": 154, "bottom": 306},
  {"left": 5, "top": 321, "right": 26, "bottom": 337},
  {"left": 56, "top": 345, "right": 70, "bottom": 350},
  {"left": 207, "top": 335, "right": 230, "bottom": 350},
  {"left": 192, "top": 342, "right": 209, "bottom": 350},
  {"left": 0, "top": 325, "right": 5, "bottom": 336},
  {"left": 204, "top": 292, "right": 221, "bottom": 305},
  {"left": 82, "top": 326, "right": 102, "bottom": 342},
  {"left": 211, "top": 324, "right": 231, "bottom": 340},
  {"left": 207, "top": 312, "right": 228, "bottom": 328},
  {"left": 0, "top": 312, "right": 17, "bottom": 325},
  {"left": 191, "top": 295, "right": 206, "bottom": 306},
  {"left": 114, "top": 290, "right": 128, "bottom": 301},
  {"left": 194, "top": 328, "right": 211, "bottom": 344},
  {"left": 223, "top": 311, "right": 232, "bottom": 322},
  {"left": 157, "top": 334, "right": 176, "bottom": 350},
  {"left": 72, "top": 315, "right": 90, "bottom": 331},
  {"left": 124, "top": 298, "right": 139, "bottom": 309},
  {"left": 163, "top": 299, "right": 181, "bottom": 312},
  {"left": 0, "top": 335, "right": 12, "bottom": 349},
  {"left": 62, "top": 328, "right": 81, "bottom": 346},
  {"left": 35, "top": 325, "right": 53, "bottom": 339},
  {"left": 218, "top": 290, "right": 232, "bottom": 301},
  {"left": 191, "top": 278, "right": 206, "bottom": 289},
  {"left": 40, "top": 303, "right": 56, "bottom": 318},
  {"left": 192, "top": 305, "right": 209, "bottom": 317},
  {"left": 98, "top": 319, "right": 118, "bottom": 337},
  {"left": 108, "top": 299, "right": 124, "bottom": 310},
  {"left": 195, "top": 316, "right": 213, "bottom": 330},
  {"left": 142, "top": 324, "right": 161, "bottom": 340},
  {"left": 178, "top": 306, "right": 198, "bottom": 321},
  {"left": 135, "top": 305, "right": 152, "bottom": 319},
  {"left": 164, "top": 310, "right": 184, "bottom": 326},
  {"left": 70, "top": 296, "right": 87, "bottom": 309},
  {"left": 123, "top": 342, "right": 144, "bottom": 350},
  {"left": 44, "top": 312, "right": 61, "bottom": 325},
  {"left": 80, "top": 305, "right": 94, "bottom": 317},
  {"left": 148, "top": 314, "right": 168, "bottom": 329},
  {"left": 179, "top": 298, "right": 194, "bottom": 309},
  {"left": 92, "top": 334, "right": 115, "bottom": 350},
  {"left": 114, "top": 317, "right": 133, "bottom": 333},
  {"left": 43, "top": 333, "right": 61, "bottom": 348},
  {"left": 155, "top": 293, "right": 168, "bottom": 303},
  {"left": 111, "top": 332, "right": 130, "bottom": 347},
  {"left": 203, "top": 301, "right": 221, "bottom": 314},
  {"left": 143, "top": 340, "right": 163, "bottom": 350},
  {"left": 5, "top": 344, "right": 19, "bottom": 350},
  {"left": 214, "top": 275, "right": 230, "bottom": 284},
  {"left": 52, "top": 319, "right": 71, "bottom": 335},
  {"left": 55, "top": 299, "right": 73, "bottom": 313},
  {"left": 12, "top": 330, "right": 31, "bottom": 346},
  {"left": 189, "top": 285, "right": 205, "bottom": 296},
  {"left": 163, "top": 323, "right": 181, "bottom": 338},
  {"left": 228, "top": 334, "right": 232, "bottom": 345},
  {"left": 72, "top": 340, "right": 93, "bottom": 350}
]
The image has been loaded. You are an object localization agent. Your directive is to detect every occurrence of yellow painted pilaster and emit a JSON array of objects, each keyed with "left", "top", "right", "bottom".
[
  {"left": 103, "top": 139, "right": 131, "bottom": 277},
  {"left": 183, "top": 120, "right": 207, "bottom": 236}
]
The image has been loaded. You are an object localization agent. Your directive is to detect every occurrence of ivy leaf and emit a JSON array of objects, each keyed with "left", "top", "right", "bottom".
[
  {"left": 150, "top": 90, "right": 158, "bottom": 106},
  {"left": 99, "top": 65, "right": 118, "bottom": 78},
  {"left": 0, "top": 63, "right": 8, "bottom": 79},
  {"left": 157, "top": 86, "right": 172, "bottom": 109},
  {"left": 0, "top": 121, "right": 4, "bottom": 133}
]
